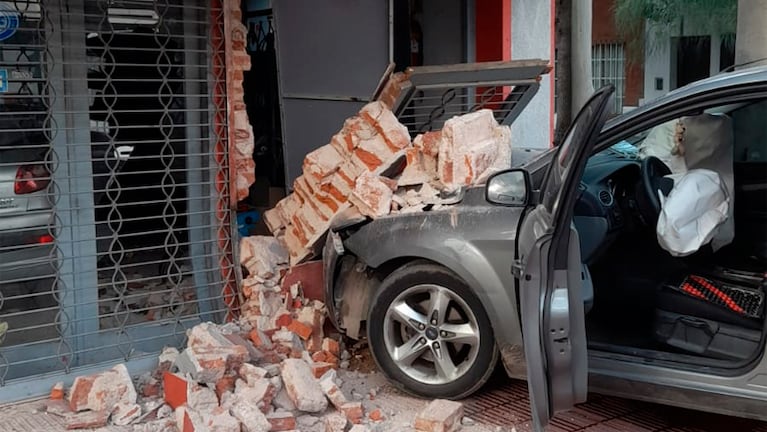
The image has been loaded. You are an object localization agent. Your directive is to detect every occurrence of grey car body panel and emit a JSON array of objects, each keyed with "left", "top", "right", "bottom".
[
  {"left": 326, "top": 66, "right": 767, "bottom": 418},
  {"left": 342, "top": 185, "right": 527, "bottom": 352}
]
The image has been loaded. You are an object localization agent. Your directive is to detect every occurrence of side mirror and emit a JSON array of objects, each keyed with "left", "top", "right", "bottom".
[{"left": 486, "top": 169, "right": 531, "bottom": 206}]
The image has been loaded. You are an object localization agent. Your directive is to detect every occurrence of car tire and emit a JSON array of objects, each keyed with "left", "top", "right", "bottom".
[{"left": 367, "top": 260, "right": 498, "bottom": 399}]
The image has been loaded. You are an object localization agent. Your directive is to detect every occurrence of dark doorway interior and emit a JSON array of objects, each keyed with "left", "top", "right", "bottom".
[
  {"left": 674, "top": 36, "right": 711, "bottom": 89},
  {"left": 720, "top": 35, "right": 736, "bottom": 71},
  {"left": 239, "top": 1, "right": 286, "bottom": 234}
]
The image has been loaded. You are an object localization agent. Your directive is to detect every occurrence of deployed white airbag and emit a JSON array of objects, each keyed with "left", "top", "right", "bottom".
[{"left": 657, "top": 169, "right": 730, "bottom": 257}]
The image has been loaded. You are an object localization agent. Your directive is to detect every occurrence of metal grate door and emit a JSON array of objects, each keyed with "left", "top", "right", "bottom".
[
  {"left": 592, "top": 42, "right": 625, "bottom": 114},
  {"left": 0, "top": 0, "right": 235, "bottom": 399}
]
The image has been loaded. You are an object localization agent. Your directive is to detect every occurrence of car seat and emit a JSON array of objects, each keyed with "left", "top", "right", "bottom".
[{"left": 654, "top": 269, "right": 765, "bottom": 361}]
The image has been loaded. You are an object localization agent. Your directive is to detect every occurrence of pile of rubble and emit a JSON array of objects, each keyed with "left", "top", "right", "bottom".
[
  {"left": 46, "top": 232, "right": 470, "bottom": 431},
  {"left": 263, "top": 102, "right": 511, "bottom": 264},
  {"left": 47, "top": 322, "right": 467, "bottom": 432}
]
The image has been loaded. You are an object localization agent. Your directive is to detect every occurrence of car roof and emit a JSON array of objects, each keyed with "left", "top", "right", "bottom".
[{"left": 603, "top": 65, "right": 767, "bottom": 132}]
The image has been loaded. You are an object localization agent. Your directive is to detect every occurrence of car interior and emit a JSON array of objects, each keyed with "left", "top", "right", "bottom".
[{"left": 575, "top": 98, "right": 767, "bottom": 371}]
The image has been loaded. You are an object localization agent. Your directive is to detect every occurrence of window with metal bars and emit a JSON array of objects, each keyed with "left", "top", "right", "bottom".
[
  {"left": 592, "top": 42, "right": 626, "bottom": 114},
  {"left": 0, "top": 0, "right": 235, "bottom": 397}
]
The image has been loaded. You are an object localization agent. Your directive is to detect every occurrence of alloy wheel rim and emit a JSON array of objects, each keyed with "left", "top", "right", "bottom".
[{"left": 382, "top": 284, "right": 480, "bottom": 385}]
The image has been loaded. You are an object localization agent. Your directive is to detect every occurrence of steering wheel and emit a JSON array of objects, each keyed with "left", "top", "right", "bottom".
[{"left": 637, "top": 156, "right": 673, "bottom": 226}]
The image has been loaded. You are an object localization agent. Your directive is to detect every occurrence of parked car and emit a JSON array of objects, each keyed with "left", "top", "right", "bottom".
[
  {"left": 323, "top": 65, "right": 767, "bottom": 429},
  {"left": 0, "top": 109, "right": 127, "bottom": 304},
  {"left": 0, "top": 128, "right": 56, "bottom": 303},
  {"left": 0, "top": 27, "right": 188, "bottom": 302}
]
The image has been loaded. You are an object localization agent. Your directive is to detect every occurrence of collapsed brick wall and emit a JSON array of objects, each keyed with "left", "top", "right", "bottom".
[
  {"left": 262, "top": 78, "right": 513, "bottom": 265},
  {"left": 224, "top": 0, "right": 256, "bottom": 203}
]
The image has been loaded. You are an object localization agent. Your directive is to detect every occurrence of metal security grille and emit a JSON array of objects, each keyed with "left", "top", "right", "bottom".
[
  {"left": 592, "top": 42, "right": 626, "bottom": 114},
  {"left": 392, "top": 60, "right": 550, "bottom": 135},
  {"left": 0, "top": 0, "right": 234, "bottom": 396}
]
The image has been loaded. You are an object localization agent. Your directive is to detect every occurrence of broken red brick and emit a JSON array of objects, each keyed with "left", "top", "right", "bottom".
[
  {"left": 303, "top": 145, "right": 344, "bottom": 184},
  {"left": 340, "top": 401, "right": 364, "bottom": 424},
  {"left": 67, "top": 374, "right": 96, "bottom": 412},
  {"left": 369, "top": 409, "right": 384, "bottom": 422},
  {"left": 311, "top": 362, "right": 335, "bottom": 379},
  {"left": 50, "top": 382, "right": 64, "bottom": 400},
  {"left": 321, "top": 338, "right": 340, "bottom": 357},
  {"left": 275, "top": 313, "right": 293, "bottom": 329},
  {"left": 249, "top": 328, "right": 273, "bottom": 349},
  {"left": 214, "top": 375, "right": 236, "bottom": 401},
  {"left": 349, "top": 172, "right": 394, "bottom": 218},
  {"left": 312, "top": 351, "right": 328, "bottom": 363},
  {"left": 162, "top": 372, "right": 189, "bottom": 410},
  {"left": 287, "top": 320, "right": 313, "bottom": 341}
]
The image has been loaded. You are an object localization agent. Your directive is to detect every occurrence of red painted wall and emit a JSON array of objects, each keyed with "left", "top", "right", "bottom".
[
  {"left": 475, "top": 0, "right": 512, "bottom": 107},
  {"left": 475, "top": 0, "right": 511, "bottom": 62},
  {"left": 592, "top": 0, "right": 644, "bottom": 106}
]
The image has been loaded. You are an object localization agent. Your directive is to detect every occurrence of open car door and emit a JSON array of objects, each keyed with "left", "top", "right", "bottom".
[{"left": 516, "top": 86, "right": 615, "bottom": 430}]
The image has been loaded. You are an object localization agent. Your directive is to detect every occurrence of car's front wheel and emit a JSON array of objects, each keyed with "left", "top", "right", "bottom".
[{"left": 367, "top": 261, "right": 498, "bottom": 399}]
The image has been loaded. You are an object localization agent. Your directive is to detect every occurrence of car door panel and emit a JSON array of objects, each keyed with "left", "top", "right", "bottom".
[{"left": 516, "top": 86, "right": 615, "bottom": 430}]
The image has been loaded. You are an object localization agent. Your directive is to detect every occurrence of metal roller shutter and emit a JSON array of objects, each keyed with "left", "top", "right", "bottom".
[{"left": 0, "top": 0, "right": 235, "bottom": 398}]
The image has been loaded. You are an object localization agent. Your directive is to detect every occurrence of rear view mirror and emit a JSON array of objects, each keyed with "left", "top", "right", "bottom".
[{"left": 486, "top": 169, "right": 530, "bottom": 206}]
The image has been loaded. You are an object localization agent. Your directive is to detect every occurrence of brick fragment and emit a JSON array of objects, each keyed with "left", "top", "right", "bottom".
[
  {"left": 215, "top": 375, "right": 236, "bottom": 401},
  {"left": 249, "top": 328, "right": 274, "bottom": 349},
  {"left": 65, "top": 410, "right": 108, "bottom": 430},
  {"left": 437, "top": 109, "right": 510, "bottom": 189},
  {"left": 112, "top": 402, "right": 142, "bottom": 426},
  {"left": 67, "top": 364, "right": 137, "bottom": 414},
  {"left": 234, "top": 377, "right": 276, "bottom": 414},
  {"left": 359, "top": 100, "right": 411, "bottom": 152},
  {"left": 239, "top": 236, "right": 289, "bottom": 279},
  {"left": 324, "top": 412, "right": 349, "bottom": 432},
  {"left": 349, "top": 172, "right": 394, "bottom": 218},
  {"left": 50, "top": 382, "right": 64, "bottom": 400},
  {"left": 369, "top": 409, "right": 384, "bottom": 422},
  {"left": 157, "top": 347, "right": 180, "bottom": 374},
  {"left": 281, "top": 358, "right": 328, "bottom": 413},
  {"left": 340, "top": 401, "right": 364, "bottom": 424},
  {"left": 319, "top": 370, "right": 348, "bottom": 409},
  {"left": 239, "top": 363, "right": 268, "bottom": 385},
  {"left": 231, "top": 400, "right": 271, "bottom": 432},
  {"left": 162, "top": 372, "right": 190, "bottom": 410},
  {"left": 267, "top": 412, "right": 297, "bottom": 431},
  {"left": 202, "top": 406, "right": 242, "bottom": 432},
  {"left": 311, "top": 362, "right": 335, "bottom": 379},
  {"left": 321, "top": 338, "right": 340, "bottom": 357},
  {"left": 263, "top": 208, "right": 287, "bottom": 234},
  {"left": 304, "top": 145, "right": 344, "bottom": 184},
  {"left": 287, "top": 320, "right": 313, "bottom": 341},
  {"left": 187, "top": 384, "right": 218, "bottom": 412},
  {"left": 414, "top": 399, "right": 464, "bottom": 432},
  {"left": 141, "top": 378, "right": 161, "bottom": 398}
]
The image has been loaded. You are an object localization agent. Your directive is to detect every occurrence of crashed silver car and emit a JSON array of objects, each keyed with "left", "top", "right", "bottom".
[{"left": 323, "top": 62, "right": 767, "bottom": 428}]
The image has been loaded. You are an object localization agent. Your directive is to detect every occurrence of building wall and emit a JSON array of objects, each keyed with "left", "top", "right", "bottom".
[
  {"left": 511, "top": 0, "right": 554, "bottom": 148},
  {"left": 643, "top": 22, "right": 726, "bottom": 103}
]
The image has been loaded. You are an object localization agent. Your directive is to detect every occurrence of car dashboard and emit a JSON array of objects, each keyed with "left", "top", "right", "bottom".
[{"left": 574, "top": 146, "right": 641, "bottom": 264}]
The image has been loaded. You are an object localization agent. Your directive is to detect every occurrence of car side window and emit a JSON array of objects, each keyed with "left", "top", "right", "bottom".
[{"left": 731, "top": 100, "right": 767, "bottom": 162}]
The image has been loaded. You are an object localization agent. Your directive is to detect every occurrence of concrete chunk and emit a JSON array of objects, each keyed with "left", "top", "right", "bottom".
[
  {"left": 281, "top": 358, "right": 328, "bottom": 413},
  {"left": 414, "top": 399, "right": 464, "bottom": 432}
]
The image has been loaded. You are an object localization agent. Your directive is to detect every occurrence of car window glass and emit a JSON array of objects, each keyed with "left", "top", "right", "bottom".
[
  {"left": 542, "top": 99, "right": 599, "bottom": 214},
  {"left": 731, "top": 100, "right": 767, "bottom": 162}
]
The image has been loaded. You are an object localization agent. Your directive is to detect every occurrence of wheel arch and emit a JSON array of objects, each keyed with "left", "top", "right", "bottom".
[{"left": 337, "top": 238, "right": 524, "bottom": 359}]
